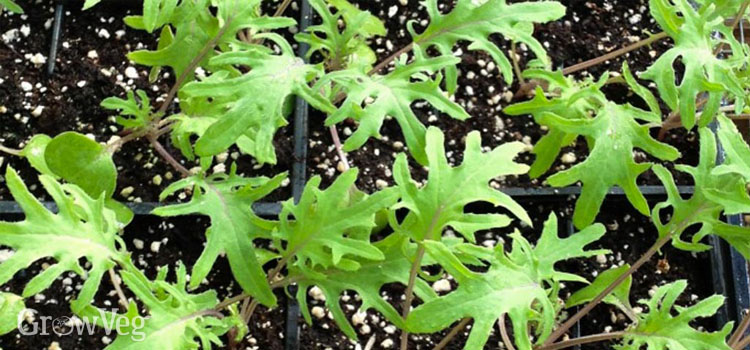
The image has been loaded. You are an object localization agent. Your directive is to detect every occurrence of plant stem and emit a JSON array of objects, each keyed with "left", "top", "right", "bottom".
[
  {"left": 432, "top": 318, "right": 471, "bottom": 350},
  {"left": 734, "top": 333, "right": 750, "bottom": 350},
  {"left": 543, "top": 232, "right": 672, "bottom": 345},
  {"left": 400, "top": 245, "right": 427, "bottom": 350},
  {"left": 108, "top": 268, "right": 129, "bottom": 311},
  {"left": 148, "top": 134, "right": 191, "bottom": 177},
  {"left": 499, "top": 313, "right": 516, "bottom": 350},
  {"left": 0, "top": 144, "right": 22, "bottom": 156},
  {"left": 511, "top": 41, "right": 525, "bottom": 85},
  {"left": 562, "top": 32, "right": 668, "bottom": 75},
  {"left": 215, "top": 276, "right": 298, "bottom": 311},
  {"left": 538, "top": 332, "right": 625, "bottom": 350},
  {"left": 730, "top": 309, "right": 750, "bottom": 347},
  {"left": 369, "top": 43, "right": 414, "bottom": 76},
  {"left": 273, "top": 0, "right": 294, "bottom": 17},
  {"left": 155, "top": 19, "right": 232, "bottom": 119},
  {"left": 329, "top": 125, "right": 350, "bottom": 171},
  {"left": 544, "top": 203, "right": 708, "bottom": 346}
]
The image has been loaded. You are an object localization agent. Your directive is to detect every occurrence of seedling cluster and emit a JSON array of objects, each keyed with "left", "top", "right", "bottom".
[{"left": 3, "top": 0, "right": 750, "bottom": 349}]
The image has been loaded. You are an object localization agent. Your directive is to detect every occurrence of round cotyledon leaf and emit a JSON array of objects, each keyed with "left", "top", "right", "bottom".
[{"left": 44, "top": 132, "right": 117, "bottom": 198}]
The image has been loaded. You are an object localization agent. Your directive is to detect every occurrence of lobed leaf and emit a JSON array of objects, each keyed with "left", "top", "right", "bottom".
[
  {"left": 107, "top": 263, "right": 236, "bottom": 350},
  {"left": 153, "top": 166, "right": 286, "bottom": 307},
  {"left": 617, "top": 281, "right": 731, "bottom": 350},
  {"left": 322, "top": 55, "right": 469, "bottom": 165},
  {"left": 409, "top": 0, "right": 565, "bottom": 92},
  {"left": 391, "top": 127, "right": 530, "bottom": 247},
  {"left": 652, "top": 122, "right": 750, "bottom": 257},
  {"left": 276, "top": 168, "right": 399, "bottom": 273},
  {"left": 0, "top": 167, "right": 124, "bottom": 314},
  {"left": 642, "top": 0, "right": 745, "bottom": 129}
]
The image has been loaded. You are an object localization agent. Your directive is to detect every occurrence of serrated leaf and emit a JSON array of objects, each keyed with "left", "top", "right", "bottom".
[
  {"left": 504, "top": 70, "right": 604, "bottom": 177},
  {"left": 567, "top": 264, "right": 633, "bottom": 313},
  {"left": 182, "top": 48, "right": 332, "bottom": 163},
  {"left": 276, "top": 168, "right": 399, "bottom": 273},
  {"left": 329, "top": 0, "right": 385, "bottom": 36},
  {"left": 322, "top": 55, "right": 469, "bottom": 165},
  {"left": 153, "top": 167, "right": 286, "bottom": 307},
  {"left": 295, "top": 234, "right": 437, "bottom": 339},
  {"left": 617, "top": 280, "right": 731, "bottom": 350},
  {"left": 642, "top": 0, "right": 745, "bottom": 129},
  {"left": 101, "top": 89, "right": 155, "bottom": 129},
  {"left": 107, "top": 263, "right": 234, "bottom": 350},
  {"left": 0, "top": 167, "right": 123, "bottom": 314},
  {"left": 652, "top": 125, "right": 750, "bottom": 256},
  {"left": 44, "top": 132, "right": 117, "bottom": 198},
  {"left": 391, "top": 127, "right": 530, "bottom": 246},
  {"left": 511, "top": 213, "right": 608, "bottom": 283},
  {"left": 296, "top": 0, "right": 384, "bottom": 70},
  {"left": 0, "top": 292, "right": 24, "bottom": 335},
  {"left": 407, "top": 212, "right": 605, "bottom": 350},
  {"left": 410, "top": 0, "right": 565, "bottom": 91},
  {"left": 128, "top": 0, "right": 295, "bottom": 85},
  {"left": 507, "top": 65, "right": 679, "bottom": 229},
  {"left": 715, "top": 114, "right": 750, "bottom": 182},
  {"left": 539, "top": 101, "right": 680, "bottom": 229}
]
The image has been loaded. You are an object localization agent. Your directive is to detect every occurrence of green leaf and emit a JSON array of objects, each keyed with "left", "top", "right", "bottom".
[
  {"left": 20, "top": 134, "right": 54, "bottom": 177},
  {"left": 276, "top": 168, "right": 399, "bottom": 273},
  {"left": 410, "top": 0, "right": 565, "bottom": 91},
  {"left": 504, "top": 70, "right": 604, "bottom": 177},
  {"left": 652, "top": 125, "right": 750, "bottom": 256},
  {"left": 128, "top": 0, "right": 295, "bottom": 85},
  {"left": 642, "top": 0, "right": 745, "bottom": 129},
  {"left": 82, "top": 0, "right": 101, "bottom": 10},
  {"left": 322, "top": 55, "right": 469, "bottom": 165},
  {"left": 295, "top": 234, "right": 437, "bottom": 339},
  {"left": 0, "top": 292, "right": 24, "bottom": 335},
  {"left": 101, "top": 90, "right": 155, "bottom": 129},
  {"left": 153, "top": 167, "right": 286, "bottom": 307},
  {"left": 407, "top": 212, "right": 606, "bottom": 350},
  {"left": 715, "top": 114, "right": 750, "bottom": 182},
  {"left": 328, "top": 0, "right": 385, "bottom": 36},
  {"left": 513, "top": 213, "right": 608, "bottom": 283},
  {"left": 391, "top": 127, "right": 530, "bottom": 245},
  {"left": 182, "top": 48, "right": 332, "bottom": 163},
  {"left": 507, "top": 65, "right": 679, "bottom": 229},
  {"left": 296, "top": 0, "right": 384, "bottom": 70},
  {"left": 0, "top": 0, "right": 22, "bottom": 13},
  {"left": 142, "top": 0, "right": 179, "bottom": 33},
  {"left": 567, "top": 264, "right": 633, "bottom": 313},
  {"left": 618, "top": 281, "right": 731, "bottom": 350},
  {"left": 539, "top": 101, "right": 680, "bottom": 229},
  {"left": 44, "top": 132, "right": 117, "bottom": 198},
  {"left": 0, "top": 167, "right": 123, "bottom": 314},
  {"left": 107, "top": 263, "right": 235, "bottom": 350}
]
